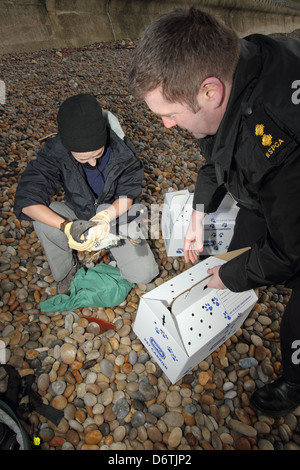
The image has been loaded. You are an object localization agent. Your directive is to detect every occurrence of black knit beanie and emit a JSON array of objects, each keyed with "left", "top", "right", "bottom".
[{"left": 57, "top": 94, "right": 107, "bottom": 152}]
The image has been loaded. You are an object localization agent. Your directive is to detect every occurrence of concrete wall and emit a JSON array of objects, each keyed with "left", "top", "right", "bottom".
[{"left": 1, "top": 0, "right": 300, "bottom": 55}]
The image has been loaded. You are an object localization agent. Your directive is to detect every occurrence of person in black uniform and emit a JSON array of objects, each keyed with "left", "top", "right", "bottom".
[{"left": 129, "top": 7, "right": 300, "bottom": 416}]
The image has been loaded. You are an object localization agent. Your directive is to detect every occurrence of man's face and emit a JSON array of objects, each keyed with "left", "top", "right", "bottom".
[
  {"left": 71, "top": 147, "right": 105, "bottom": 167},
  {"left": 144, "top": 86, "right": 223, "bottom": 139}
]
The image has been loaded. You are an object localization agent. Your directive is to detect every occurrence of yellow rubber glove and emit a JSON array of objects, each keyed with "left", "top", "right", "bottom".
[
  {"left": 64, "top": 222, "right": 97, "bottom": 251},
  {"left": 64, "top": 212, "right": 110, "bottom": 252},
  {"left": 89, "top": 210, "right": 111, "bottom": 240}
]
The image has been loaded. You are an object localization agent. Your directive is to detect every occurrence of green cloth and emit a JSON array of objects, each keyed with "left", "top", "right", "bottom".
[{"left": 40, "top": 264, "right": 135, "bottom": 313}]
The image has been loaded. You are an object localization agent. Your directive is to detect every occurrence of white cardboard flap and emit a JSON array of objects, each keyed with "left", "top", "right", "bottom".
[
  {"left": 169, "top": 191, "right": 190, "bottom": 222},
  {"left": 141, "top": 298, "right": 184, "bottom": 347},
  {"left": 213, "top": 247, "right": 251, "bottom": 261},
  {"left": 161, "top": 190, "right": 191, "bottom": 244},
  {"left": 170, "top": 277, "right": 214, "bottom": 316},
  {"left": 143, "top": 255, "right": 225, "bottom": 304}
]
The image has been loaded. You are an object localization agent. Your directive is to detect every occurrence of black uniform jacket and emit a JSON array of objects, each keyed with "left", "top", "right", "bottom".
[
  {"left": 14, "top": 128, "right": 144, "bottom": 221},
  {"left": 193, "top": 34, "right": 300, "bottom": 292}
]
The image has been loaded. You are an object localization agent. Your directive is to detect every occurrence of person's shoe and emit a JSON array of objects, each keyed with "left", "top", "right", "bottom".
[
  {"left": 57, "top": 257, "right": 79, "bottom": 295},
  {"left": 250, "top": 376, "right": 300, "bottom": 417}
]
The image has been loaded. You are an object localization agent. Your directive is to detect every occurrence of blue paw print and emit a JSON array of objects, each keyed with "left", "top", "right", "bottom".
[
  {"left": 204, "top": 303, "right": 213, "bottom": 312},
  {"left": 223, "top": 311, "right": 231, "bottom": 320},
  {"left": 155, "top": 327, "right": 168, "bottom": 339}
]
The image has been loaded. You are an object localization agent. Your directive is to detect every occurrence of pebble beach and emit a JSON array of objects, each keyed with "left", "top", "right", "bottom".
[{"left": 1, "top": 37, "right": 300, "bottom": 451}]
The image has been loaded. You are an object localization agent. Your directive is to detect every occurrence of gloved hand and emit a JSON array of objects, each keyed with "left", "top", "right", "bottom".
[
  {"left": 88, "top": 210, "right": 111, "bottom": 240},
  {"left": 63, "top": 212, "right": 111, "bottom": 252},
  {"left": 64, "top": 220, "right": 98, "bottom": 251}
]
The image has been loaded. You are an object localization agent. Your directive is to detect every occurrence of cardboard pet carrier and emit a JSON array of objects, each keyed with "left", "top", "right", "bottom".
[
  {"left": 133, "top": 248, "right": 257, "bottom": 383},
  {"left": 161, "top": 191, "right": 239, "bottom": 256}
]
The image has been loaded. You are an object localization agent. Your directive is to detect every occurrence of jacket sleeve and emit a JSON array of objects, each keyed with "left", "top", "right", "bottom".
[
  {"left": 193, "top": 164, "right": 227, "bottom": 213},
  {"left": 14, "top": 138, "right": 63, "bottom": 220},
  {"left": 219, "top": 151, "right": 300, "bottom": 291},
  {"left": 193, "top": 136, "right": 227, "bottom": 212}
]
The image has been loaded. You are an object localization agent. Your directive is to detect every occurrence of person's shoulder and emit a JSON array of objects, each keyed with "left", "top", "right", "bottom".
[
  {"left": 109, "top": 129, "right": 134, "bottom": 153},
  {"left": 108, "top": 130, "right": 142, "bottom": 172},
  {"left": 103, "top": 110, "right": 125, "bottom": 140},
  {"left": 242, "top": 100, "right": 298, "bottom": 173},
  {"left": 243, "top": 33, "right": 300, "bottom": 53},
  {"left": 39, "top": 133, "right": 69, "bottom": 158}
]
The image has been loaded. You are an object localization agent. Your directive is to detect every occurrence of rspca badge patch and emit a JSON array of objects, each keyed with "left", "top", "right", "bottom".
[{"left": 245, "top": 106, "right": 297, "bottom": 166}]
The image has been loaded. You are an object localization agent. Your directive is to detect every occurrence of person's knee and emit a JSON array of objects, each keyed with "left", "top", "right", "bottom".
[
  {"left": 120, "top": 260, "right": 159, "bottom": 285},
  {"left": 136, "top": 264, "right": 159, "bottom": 284},
  {"left": 33, "top": 219, "right": 59, "bottom": 239},
  {"left": 33, "top": 219, "right": 47, "bottom": 235},
  {"left": 33, "top": 219, "right": 71, "bottom": 254}
]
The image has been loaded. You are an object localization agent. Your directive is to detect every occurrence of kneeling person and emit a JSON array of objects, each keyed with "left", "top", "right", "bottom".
[{"left": 14, "top": 93, "right": 159, "bottom": 294}]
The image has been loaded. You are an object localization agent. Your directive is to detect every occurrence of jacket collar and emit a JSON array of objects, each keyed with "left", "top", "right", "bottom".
[{"left": 210, "top": 37, "right": 263, "bottom": 170}]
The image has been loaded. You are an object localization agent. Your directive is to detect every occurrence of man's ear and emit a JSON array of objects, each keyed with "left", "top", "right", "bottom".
[{"left": 199, "top": 77, "right": 225, "bottom": 108}]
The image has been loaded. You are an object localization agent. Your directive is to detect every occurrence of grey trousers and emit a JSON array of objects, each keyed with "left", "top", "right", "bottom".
[{"left": 33, "top": 201, "right": 159, "bottom": 284}]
